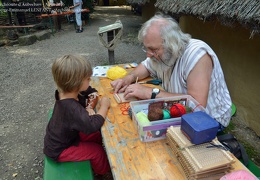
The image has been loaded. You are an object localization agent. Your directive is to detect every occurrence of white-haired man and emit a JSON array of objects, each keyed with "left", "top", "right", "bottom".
[{"left": 111, "top": 13, "right": 232, "bottom": 131}]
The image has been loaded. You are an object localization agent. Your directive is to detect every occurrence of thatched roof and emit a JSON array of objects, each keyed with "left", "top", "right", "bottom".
[
  {"left": 155, "top": 0, "right": 260, "bottom": 37},
  {"left": 126, "top": 0, "right": 259, "bottom": 37},
  {"left": 126, "top": 0, "right": 150, "bottom": 4}
]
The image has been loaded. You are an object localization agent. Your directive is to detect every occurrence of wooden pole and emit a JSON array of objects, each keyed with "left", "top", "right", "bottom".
[
  {"left": 7, "top": 11, "right": 12, "bottom": 25},
  {"left": 107, "top": 30, "right": 115, "bottom": 65}
]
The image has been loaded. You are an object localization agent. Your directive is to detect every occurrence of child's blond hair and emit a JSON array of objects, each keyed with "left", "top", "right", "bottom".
[{"left": 52, "top": 54, "right": 93, "bottom": 93}]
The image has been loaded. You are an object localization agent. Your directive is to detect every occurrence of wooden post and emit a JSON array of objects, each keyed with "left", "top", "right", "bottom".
[
  {"left": 107, "top": 30, "right": 115, "bottom": 65},
  {"left": 7, "top": 11, "right": 12, "bottom": 25}
]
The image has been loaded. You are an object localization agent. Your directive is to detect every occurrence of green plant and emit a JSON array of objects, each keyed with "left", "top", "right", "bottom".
[
  {"left": 0, "top": 0, "right": 7, "bottom": 16},
  {"left": 223, "top": 121, "right": 235, "bottom": 133}
]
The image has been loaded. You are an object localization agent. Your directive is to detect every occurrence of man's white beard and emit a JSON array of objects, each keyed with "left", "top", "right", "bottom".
[{"left": 152, "top": 49, "right": 176, "bottom": 67}]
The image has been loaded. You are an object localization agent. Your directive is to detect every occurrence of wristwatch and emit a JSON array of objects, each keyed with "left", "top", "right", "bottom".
[{"left": 151, "top": 88, "right": 160, "bottom": 99}]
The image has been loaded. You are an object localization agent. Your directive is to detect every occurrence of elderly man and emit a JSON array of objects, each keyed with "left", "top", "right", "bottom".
[{"left": 111, "top": 13, "right": 232, "bottom": 130}]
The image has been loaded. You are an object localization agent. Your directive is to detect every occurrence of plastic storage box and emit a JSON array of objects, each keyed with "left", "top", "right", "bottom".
[
  {"left": 181, "top": 111, "right": 219, "bottom": 144},
  {"left": 130, "top": 95, "right": 206, "bottom": 142}
]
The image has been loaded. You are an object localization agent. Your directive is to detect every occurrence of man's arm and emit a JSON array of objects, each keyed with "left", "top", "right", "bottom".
[
  {"left": 153, "top": 53, "right": 213, "bottom": 105},
  {"left": 128, "top": 63, "right": 150, "bottom": 82},
  {"left": 186, "top": 53, "right": 213, "bottom": 107},
  {"left": 123, "top": 54, "right": 212, "bottom": 102}
]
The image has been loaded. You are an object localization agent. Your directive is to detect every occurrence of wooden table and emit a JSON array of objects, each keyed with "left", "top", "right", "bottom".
[
  {"left": 38, "top": 9, "right": 90, "bottom": 18},
  {"left": 91, "top": 76, "right": 254, "bottom": 180},
  {"left": 37, "top": 9, "right": 90, "bottom": 34}
]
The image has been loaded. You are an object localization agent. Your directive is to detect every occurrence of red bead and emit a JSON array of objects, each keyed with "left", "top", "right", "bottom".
[{"left": 170, "top": 103, "right": 186, "bottom": 118}]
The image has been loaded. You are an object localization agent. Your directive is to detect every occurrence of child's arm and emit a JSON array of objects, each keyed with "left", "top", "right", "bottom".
[{"left": 69, "top": 1, "right": 82, "bottom": 9}]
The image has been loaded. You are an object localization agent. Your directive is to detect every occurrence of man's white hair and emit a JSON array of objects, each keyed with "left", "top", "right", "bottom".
[{"left": 138, "top": 13, "right": 191, "bottom": 61}]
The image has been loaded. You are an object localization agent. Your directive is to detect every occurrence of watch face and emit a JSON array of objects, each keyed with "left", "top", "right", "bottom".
[
  {"left": 151, "top": 88, "right": 160, "bottom": 99},
  {"left": 153, "top": 88, "right": 160, "bottom": 93}
]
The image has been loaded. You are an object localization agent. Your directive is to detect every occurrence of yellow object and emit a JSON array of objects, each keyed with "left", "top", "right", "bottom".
[{"left": 106, "top": 66, "right": 127, "bottom": 80}]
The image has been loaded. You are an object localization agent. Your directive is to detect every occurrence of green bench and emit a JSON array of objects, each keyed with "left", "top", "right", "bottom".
[{"left": 43, "top": 109, "right": 94, "bottom": 180}]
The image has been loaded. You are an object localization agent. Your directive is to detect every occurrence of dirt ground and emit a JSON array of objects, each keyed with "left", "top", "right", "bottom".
[
  {"left": 0, "top": 6, "right": 144, "bottom": 180},
  {"left": 226, "top": 113, "right": 260, "bottom": 167},
  {"left": 0, "top": 5, "right": 259, "bottom": 180}
]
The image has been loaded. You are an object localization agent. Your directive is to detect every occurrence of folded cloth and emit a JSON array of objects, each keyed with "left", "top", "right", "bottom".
[{"left": 220, "top": 170, "right": 257, "bottom": 180}]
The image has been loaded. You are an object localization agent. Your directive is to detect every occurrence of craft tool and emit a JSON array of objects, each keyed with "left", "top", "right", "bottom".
[{"left": 139, "top": 79, "right": 162, "bottom": 85}]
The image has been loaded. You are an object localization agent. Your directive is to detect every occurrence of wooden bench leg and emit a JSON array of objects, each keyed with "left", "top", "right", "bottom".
[
  {"left": 47, "top": 17, "right": 54, "bottom": 35},
  {"left": 87, "top": 13, "right": 90, "bottom": 26},
  {"left": 23, "top": 27, "right": 29, "bottom": 34}
]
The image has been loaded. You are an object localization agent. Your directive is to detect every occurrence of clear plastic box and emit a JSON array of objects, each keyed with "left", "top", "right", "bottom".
[{"left": 130, "top": 95, "right": 206, "bottom": 142}]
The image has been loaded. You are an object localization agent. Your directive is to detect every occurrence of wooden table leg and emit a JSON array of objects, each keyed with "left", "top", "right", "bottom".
[{"left": 48, "top": 16, "right": 54, "bottom": 35}]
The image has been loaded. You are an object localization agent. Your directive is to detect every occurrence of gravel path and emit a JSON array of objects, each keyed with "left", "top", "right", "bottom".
[{"left": 0, "top": 6, "right": 144, "bottom": 180}]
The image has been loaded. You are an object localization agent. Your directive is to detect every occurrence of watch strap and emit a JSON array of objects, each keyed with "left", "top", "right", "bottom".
[
  {"left": 151, "top": 92, "right": 156, "bottom": 99},
  {"left": 151, "top": 88, "right": 159, "bottom": 99}
]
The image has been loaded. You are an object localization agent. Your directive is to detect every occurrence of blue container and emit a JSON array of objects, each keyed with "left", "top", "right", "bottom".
[{"left": 181, "top": 111, "right": 219, "bottom": 144}]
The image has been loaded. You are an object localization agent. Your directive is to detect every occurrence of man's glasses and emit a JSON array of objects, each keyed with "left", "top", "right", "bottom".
[
  {"left": 142, "top": 45, "right": 173, "bottom": 67},
  {"left": 142, "top": 46, "right": 162, "bottom": 56}
]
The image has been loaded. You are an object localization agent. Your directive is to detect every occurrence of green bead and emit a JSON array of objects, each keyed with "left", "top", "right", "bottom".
[{"left": 163, "top": 109, "right": 171, "bottom": 119}]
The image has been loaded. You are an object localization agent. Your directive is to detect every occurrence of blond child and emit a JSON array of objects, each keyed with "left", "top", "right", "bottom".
[{"left": 44, "top": 54, "right": 111, "bottom": 177}]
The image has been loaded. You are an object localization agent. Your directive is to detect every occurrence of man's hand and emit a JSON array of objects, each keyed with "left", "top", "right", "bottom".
[
  {"left": 110, "top": 74, "right": 134, "bottom": 93},
  {"left": 124, "top": 83, "right": 152, "bottom": 100}
]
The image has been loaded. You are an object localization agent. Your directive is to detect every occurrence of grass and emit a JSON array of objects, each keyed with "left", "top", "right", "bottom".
[
  {"left": 122, "top": 32, "right": 139, "bottom": 45},
  {"left": 223, "top": 121, "right": 260, "bottom": 167}
]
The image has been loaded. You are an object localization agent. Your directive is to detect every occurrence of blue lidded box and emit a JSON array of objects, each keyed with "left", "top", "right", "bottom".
[{"left": 181, "top": 111, "right": 219, "bottom": 145}]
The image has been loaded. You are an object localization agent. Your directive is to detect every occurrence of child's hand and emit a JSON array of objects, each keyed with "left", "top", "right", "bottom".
[
  {"left": 100, "top": 97, "right": 111, "bottom": 109},
  {"left": 97, "top": 96, "right": 111, "bottom": 119},
  {"left": 86, "top": 107, "right": 95, "bottom": 115}
]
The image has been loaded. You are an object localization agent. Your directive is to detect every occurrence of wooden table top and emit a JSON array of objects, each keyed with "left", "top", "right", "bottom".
[
  {"left": 37, "top": 8, "right": 90, "bottom": 18},
  {"left": 90, "top": 75, "right": 253, "bottom": 180}
]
